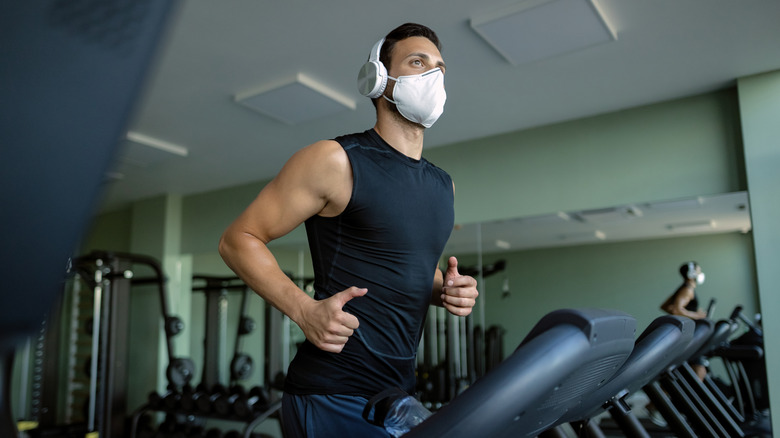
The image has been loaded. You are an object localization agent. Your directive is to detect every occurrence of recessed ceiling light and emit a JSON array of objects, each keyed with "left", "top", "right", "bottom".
[
  {"left": 235, "top": 73, "right": 355, "bottom": 125},
  {"left": 471, "top": 0, "right": 617, "bottom": 65}
]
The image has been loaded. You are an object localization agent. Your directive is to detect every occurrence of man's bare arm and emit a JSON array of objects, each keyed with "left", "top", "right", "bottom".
[
  {"left": 662, "top": 286, "right": 706, "bottom": 319},
  {"left": 219, "top": 140, "right": 364, "bottom": 352}
]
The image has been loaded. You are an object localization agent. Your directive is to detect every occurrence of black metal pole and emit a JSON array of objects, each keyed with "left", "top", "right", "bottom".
[
  {"left": 1, "top": 347, "right": 18, "bottom": 438},
  {"left": 643, "top": 380, "right": 697, "bottom": 438},
  {"left": 607, "top": 398, "right": 651, "bottom": 438}
]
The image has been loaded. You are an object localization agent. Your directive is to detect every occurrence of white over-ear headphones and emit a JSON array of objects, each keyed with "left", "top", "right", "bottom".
[
  {"left": 357, "top": 38, "right": 387, "bottom": 99},
  {"left": 687, "top": 261, "right": 697, "bottom": 279}
]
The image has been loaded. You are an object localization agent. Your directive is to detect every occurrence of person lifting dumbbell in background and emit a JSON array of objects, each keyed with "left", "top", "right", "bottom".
[
  {"left": 219, "top": 23, "right": 478, "bottom": 437},
  {"left": 661, "top": 261, "right": 709, "bottom": 379}
]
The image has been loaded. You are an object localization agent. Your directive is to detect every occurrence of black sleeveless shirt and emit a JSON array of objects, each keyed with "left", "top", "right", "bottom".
[
  {"left": 284, "top": 129, "right": 455, "bottom": 397},
  {"left": 685, "top": 295, "right": 699, "bottom": 312}
]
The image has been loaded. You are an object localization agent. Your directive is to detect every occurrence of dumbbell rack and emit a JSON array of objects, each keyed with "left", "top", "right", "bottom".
[
  {"left": 132, "top": 385, "right": 281, "bottom": 438},
  {"left": 129, "top": 276, "right": 283, "bottom": 438}
]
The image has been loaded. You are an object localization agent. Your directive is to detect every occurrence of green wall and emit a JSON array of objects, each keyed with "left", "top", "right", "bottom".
[
  {"left": 738, "top": 70, "right": 780, "bottom": 432},
  {"left": 80, "top": 207, "right": 132, "bottom": 253},
  {"left": 461, "top": 232, "right": 757, "bottom": 353},
  {"left": 425, "top": 89, "right": 744, "bottom": 224}
]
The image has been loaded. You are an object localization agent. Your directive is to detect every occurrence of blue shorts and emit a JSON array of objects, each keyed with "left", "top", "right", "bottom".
[{"left": 281, "top": 393, "right": 391, "bottom": 438}]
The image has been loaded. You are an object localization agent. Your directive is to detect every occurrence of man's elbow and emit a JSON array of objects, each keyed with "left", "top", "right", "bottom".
[
  {"left": 218, "top": 229, "right": 237, "bottom": 263},
  {"left": 219, "top": 227, "right": 267, "bottom": 262}
]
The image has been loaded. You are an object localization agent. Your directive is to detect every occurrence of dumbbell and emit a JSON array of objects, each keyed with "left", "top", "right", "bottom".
[
  {"left": 136, "top": 414, "right": 155, "bottom": 438},
  {"left": 204, "top": 428, "right": 223, "bottom": 438},
  {"left": 147, "top": 390, "right": 164, "bottom": 410},
  {"left": 234, "top": 386, "right": 270, "bottom": 418},
  {"left": 163, "top": 388, "right": 182, "bottom": 411},
  {"left": 170, "top": 424, "right": 189, "bottom": 438},
  {"left": 155, "top": 416, "right": 179, "bottom": 438},
  {"left": 186, "top": 426, "right": 206, "bottom": 438},
  {"left": 196, "top": 384, "right": 226, "bottom": 414},
  {"left": 181, "top": 383, "right": 207, "bottom": 412},
  {"left": 147, "top": 386, "right": 181, "bottom": 411},
  {"left": 176, "top": 384, "right": 194, "bottom": 411},
  {"left": 214, "top": 385, "right": 245, "bottom": 417},
  {"left": 174, "top": 421, "right": 204, "bottom": 438}
]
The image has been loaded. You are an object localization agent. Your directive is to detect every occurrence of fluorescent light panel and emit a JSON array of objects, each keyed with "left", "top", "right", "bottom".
[
  {"left": 522, "top": 211, "right": 571, "bottom": 224},
  {"left": 126, "top": 131, "right": 188, "bottom": 157},
  {"left": 116, "top": 132, "right": 188, "bottom": 171},
  {"left": 495, "top": 239, "right": 512, "bottom": 249},
  {"left": 471, "top": 0, "right": 617, "bottom": 65},
  {"left": 666, "top": 220, "right": 716, "bottom": 232},
  {"left": 575, "top": 205, "right": 642, "bottom": 223},
  {"left": 559, "top": 230, "right": 605, "bottom": 242},
  {"left": 646, "top": 197, "right": 704, "bottom": 211},
  {"left": 235, "top": 73, "right": 355, "bottom": 125}
]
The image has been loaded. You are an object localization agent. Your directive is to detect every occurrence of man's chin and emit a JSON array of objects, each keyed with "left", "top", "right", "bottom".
[{"left": 393, "top": 108, "right": 427, "bottom": 130}]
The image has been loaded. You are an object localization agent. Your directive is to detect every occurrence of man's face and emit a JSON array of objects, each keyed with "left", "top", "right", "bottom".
[{"left": 386, "top": 36, "right": 446, "bottom": 80}]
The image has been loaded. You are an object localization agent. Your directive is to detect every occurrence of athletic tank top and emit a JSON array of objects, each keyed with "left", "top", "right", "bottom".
[
  {"left": 685, "top": 295, "right": 699, "bottom": 312},
  {"left": 284, "top": 129, "right": 455, "bottom": 397}
]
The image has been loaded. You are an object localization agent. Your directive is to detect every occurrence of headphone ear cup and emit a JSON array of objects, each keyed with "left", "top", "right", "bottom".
[{"left": 357, "top": 60, "right": 387, "bottom": 99}]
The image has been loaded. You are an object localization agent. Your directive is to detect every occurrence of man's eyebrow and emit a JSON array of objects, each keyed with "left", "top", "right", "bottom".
[{"left": 406, "top": 52, "right": 446, "bottom": 70}]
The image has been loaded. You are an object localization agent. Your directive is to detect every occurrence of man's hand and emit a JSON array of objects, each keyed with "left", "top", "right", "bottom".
[
  {"left": 441, "top": 256, "right": 478, "bottom": 316},
  {"left": 297, "top": 286, "right": 367, "bottom": 353}
]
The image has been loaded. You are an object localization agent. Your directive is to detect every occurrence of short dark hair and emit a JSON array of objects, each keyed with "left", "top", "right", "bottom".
[{"left": 379, "top": 23, "right": 441, "bottom": 74}]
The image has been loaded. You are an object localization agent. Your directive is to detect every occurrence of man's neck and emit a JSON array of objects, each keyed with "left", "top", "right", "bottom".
[{"left": 373, "top": 107, "right": 425, "bottom": 160}]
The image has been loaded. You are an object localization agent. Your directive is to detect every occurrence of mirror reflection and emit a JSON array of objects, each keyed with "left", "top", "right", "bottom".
[
  {"left": 443, "top": 191, "right": 757, "bottom": 351},
  {"left": 446, "top": 191, "right": 751, "bottom": 255}
]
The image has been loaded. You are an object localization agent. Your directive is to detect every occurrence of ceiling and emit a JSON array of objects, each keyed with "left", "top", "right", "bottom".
[{"left": 100, "top": 0, "right": 776, "bottom": 250}]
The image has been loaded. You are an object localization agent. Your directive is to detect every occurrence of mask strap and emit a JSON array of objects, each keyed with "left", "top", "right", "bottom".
[{"left": 382, "top": 76, "right": 398, "bottom": 104}]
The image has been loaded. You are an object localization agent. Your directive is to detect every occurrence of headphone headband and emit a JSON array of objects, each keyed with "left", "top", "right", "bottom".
[{"left": 370, "top": 38, "right": 385, "bottom": 63}]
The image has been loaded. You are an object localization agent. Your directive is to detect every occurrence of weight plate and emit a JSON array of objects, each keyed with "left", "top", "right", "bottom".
[
  {"left": 230, "top": 354, "right": 253, "bottom": 381},
  {"left": 165, "top": 316, "right": 184, "bottom": 337},
  {"left": 238, "top": 316, "right": 255, "bottom": 335},
  {"left": 166, "top": 357, "right": 195, "bottom": 387}
]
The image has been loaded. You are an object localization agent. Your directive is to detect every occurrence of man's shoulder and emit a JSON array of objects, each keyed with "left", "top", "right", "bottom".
[{"left": 295, "top": 139, "right": 349, "bottom": 173}]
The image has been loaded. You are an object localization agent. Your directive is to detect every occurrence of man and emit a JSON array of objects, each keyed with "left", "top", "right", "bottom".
[
  {"left": 661, "top": 261, "right": 708, "bottom": 380},
  {"left": 219, "top": 23, "right": 478, "bottom": 437},
  {"left": 661, "top": 261, "right": 707, "bottom": 319}
]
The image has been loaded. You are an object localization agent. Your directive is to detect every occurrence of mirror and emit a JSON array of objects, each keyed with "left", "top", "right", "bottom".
[
  {"left": 446, "top": 191, "right": 751, "bottom": 256},
  {"left": 444, "top": 191, "right": 756, "bottom": 354}
]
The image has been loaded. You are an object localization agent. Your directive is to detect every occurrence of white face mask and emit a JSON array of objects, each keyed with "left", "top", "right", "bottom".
[
  {"left": 383, "top": 67, "right": 446, "bottom": 128},
  {"left": 696, "top": 272, "right": 706, "bottom": 284}
]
